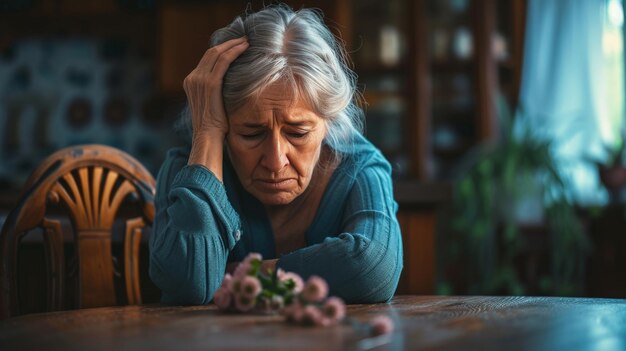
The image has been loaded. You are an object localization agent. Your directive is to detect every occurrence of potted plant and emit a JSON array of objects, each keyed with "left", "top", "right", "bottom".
[
  {"left": 438, "top": 99, "right": 590, "bottom": 296},
  {"left": 597, "top": 139, "right": 626, "bottom": 202}
]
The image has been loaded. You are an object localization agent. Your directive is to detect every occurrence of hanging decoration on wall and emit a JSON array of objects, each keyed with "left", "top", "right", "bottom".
[{"left": 0, "top": 38, "right": 170, "bottom": 189}]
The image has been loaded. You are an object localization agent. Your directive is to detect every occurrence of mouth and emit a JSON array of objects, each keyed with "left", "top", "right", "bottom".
[{"left": 254, "top": 178, "right": 296, "bottom": 191}]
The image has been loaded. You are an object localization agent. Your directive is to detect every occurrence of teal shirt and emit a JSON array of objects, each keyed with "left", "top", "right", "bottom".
[{"left": 149, "top": 134, "right": 403, "bottom": 304}]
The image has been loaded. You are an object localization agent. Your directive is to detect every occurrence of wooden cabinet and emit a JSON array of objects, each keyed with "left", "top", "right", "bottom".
[
  {"left": 394, "top": 181, "right": 452, "bottom": 295},
  {"left": 347, "top": 0, "right": 526, "bottom": 180},
  {"left": 343, "top": 0, "right": 525, "bottom": 294},
  {"left": 158, "top": 2, "right": 242, "bottom": 95}
]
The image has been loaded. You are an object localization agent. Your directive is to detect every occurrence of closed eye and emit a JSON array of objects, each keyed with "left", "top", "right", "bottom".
[
  {"left": 287, "top": 132, "right": 308, "bottom": 139},
  {"left": 241, "top": 132, "right": 265, "bottom": 140}
]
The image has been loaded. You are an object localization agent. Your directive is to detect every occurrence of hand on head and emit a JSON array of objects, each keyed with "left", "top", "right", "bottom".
[
  {"left": 184, "top": 36, "right": 248, "bottom": 180},
  {"left": 183, "top": 36, "right": 248, "bottom": 140}
]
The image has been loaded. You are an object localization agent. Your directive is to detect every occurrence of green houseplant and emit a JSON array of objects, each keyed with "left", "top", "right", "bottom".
[
  {"left": 597, "top": 138, "right": 626, "bottom": 202},
  {"left": 438, "top": 99, "right": 590, "bottom": 296}
]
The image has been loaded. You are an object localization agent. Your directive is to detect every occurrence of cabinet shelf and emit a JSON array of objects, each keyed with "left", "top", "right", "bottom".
[
  {"left": 431, "top": 58, "right": 474, "bottom": 71},
  {"left": 349, "top": 0, "right": 525, "bottom": 180},
  {"left": 433, "top": 141, "right": 475, "bottom": 159},
  {"left": 354, "top": 62, "right": 410, "bottom": 75}
]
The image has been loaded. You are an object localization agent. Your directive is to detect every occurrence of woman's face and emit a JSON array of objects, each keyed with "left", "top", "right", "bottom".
[{"left": 226, "top": 82, "right": 327, "bottom": 206}]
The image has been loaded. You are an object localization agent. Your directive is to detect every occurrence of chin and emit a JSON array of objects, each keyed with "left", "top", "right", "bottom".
[{"left": 255, "top": 192, "right": 298, "bottom": 206}]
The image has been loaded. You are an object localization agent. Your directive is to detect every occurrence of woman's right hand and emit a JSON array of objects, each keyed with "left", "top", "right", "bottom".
[
  {"left": 183, "top": 36, "right": 249, "bottom": 140},
  {"left": 184, "top": 37, "right": 248, "bottom": 179}
]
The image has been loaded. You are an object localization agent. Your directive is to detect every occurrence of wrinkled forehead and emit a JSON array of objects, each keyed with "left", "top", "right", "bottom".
[
  {"left": 253, "top": 82, "right": 299, "bottom": 110},
  {"left": 230, "top": 80, "right": 321, "bottom": 122}
]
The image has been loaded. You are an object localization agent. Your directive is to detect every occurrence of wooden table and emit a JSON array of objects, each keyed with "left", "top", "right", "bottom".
[{"left": 1, "top": 295, "right": 625, "bottom": 351}]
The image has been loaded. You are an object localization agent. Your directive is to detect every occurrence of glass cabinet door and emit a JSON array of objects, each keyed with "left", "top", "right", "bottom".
[
  {"left": 351, "top": 0, "right": 412, "bottom": 178},
  {"left": 428, "top": 0, "right": 477, "bottom": 178}
]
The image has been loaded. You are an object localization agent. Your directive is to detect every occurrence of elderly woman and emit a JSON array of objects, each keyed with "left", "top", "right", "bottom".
[{"left": 149, "top": 5, "right": 403, "bottom": 304}]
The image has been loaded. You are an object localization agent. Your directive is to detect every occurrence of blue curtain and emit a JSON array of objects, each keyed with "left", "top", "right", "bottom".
[{"left": 517, "top": 0, "right": 613, "bottom": 204}]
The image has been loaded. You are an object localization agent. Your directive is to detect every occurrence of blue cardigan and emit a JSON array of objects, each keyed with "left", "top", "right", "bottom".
[{"left": 149, "top": 134, "right": 403, "bottom": 304}]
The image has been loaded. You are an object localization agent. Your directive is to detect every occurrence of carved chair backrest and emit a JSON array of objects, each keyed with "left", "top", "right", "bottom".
[{"left": 0, "top": 145, "right": 156, "bottom": 319}]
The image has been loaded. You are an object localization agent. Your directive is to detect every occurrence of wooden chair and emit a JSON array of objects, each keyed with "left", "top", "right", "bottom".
[{"left": 0, "top": 145, "right": 156, "bottom": 319}]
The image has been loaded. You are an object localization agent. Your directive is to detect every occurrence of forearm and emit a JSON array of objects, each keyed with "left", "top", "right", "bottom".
[
  {"left": 149, "top": 161, "right": 241, "bottom": 304},
  {"left": 184, "top": 36, "right": 248, "bottom": 180},
  {"left": 188, "top": 131, "right": 225, "bottom": 181},
  {"left": 150, "top": 217, "right": 231, "bottom": 305},
  {"left": 277, "top": 217, "right": 403, "bottom": 304}
]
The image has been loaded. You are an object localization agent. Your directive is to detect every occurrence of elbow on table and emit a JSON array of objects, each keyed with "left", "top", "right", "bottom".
[
  {"left": 149, "top": 255, "right": 215, "bottom": 305},
  {"left": 334, "top": 242, "right": 403, "bottom": 304},
  {"left": 348, "top": 262, "right": 402, "bottom": 304}
]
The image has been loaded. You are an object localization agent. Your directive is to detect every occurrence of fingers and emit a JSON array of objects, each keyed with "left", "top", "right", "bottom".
[
  {"left": 210, "top": 40, "right": 249, "bottom": 77},
  {"left": 197, "top": 36, "right": 247, "bottom": 70},
  {"left": 183, "top": 36, "right": 248, "bottom": 134}
]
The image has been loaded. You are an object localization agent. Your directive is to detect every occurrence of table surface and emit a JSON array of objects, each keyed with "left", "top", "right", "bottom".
[{"left": 1, "top": 295, "right": 625, "bottom": 351}]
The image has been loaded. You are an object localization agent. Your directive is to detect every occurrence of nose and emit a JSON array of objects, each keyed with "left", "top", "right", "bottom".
[{"left": 260, "top": 133, "right": 289, "bottom": 173}]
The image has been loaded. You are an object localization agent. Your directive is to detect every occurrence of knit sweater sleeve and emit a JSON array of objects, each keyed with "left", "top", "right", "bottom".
[
  {"left": 276, "top": 160, "right": 403, "bottom": 304},
  {"left": 148, "top": 149, "right": 241, "bottom": 305}
]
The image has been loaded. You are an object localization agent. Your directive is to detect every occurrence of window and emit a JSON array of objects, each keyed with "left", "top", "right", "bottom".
[{"left": 601, "top": 0, "right": 624, "bottom": 150}]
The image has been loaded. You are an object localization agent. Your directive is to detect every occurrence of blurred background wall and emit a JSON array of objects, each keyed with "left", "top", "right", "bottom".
[{"left": 0, "top": 0, "right": 521, "bottom": 194}]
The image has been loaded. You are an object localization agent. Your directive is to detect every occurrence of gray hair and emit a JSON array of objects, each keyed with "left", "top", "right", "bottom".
[{"left": 178, "top": 4, "right": 363, "bottom": 156}]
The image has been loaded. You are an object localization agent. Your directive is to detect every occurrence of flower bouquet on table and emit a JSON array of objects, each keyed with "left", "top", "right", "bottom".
[
  {"left": 213, "top": 253, "right": 394, "bottom": 334},
  {"left": 213, "top": 253, "right": 345, "bottom": 326}
]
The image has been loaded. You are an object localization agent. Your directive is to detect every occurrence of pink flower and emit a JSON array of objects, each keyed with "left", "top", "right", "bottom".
[
  {"left": 283, "top": 302, "right": 304, "bottom": 323},
  {"left": 370, "top": 315, "right": 394, "bottom": 336},
  {"left": 301, "top": 276, "right": 328, "bottom": 302},
  {"left": 278, "top": 270, "right": 304, "bottom": 294},
  {"left": 240, "top": 275, "right": 262, "bottom": 298},
  {"left": 234, "top": 293, "right": 256, "bottom": 312},
  {"left": 229, "top": 276, "right": 242, "bottom": 294},
  {"left": 221, "top": 273, "right": 233, "bottom": 289},
  {"left": 322, "top": 297, "right": 346, "bottom": 322},
  {"left": 243, "top": 253, "right": 263, "bottom": 265},
  {"left": 213, "top": 287, "right": 232, "bottom": 310},
  {"left": 301, "top": 305, "right": 324, "bottom": 326},
  {"left": 233, "top": 262, "right": 252, "bottom": 279},
  {"left": 318, "top": 317, "right": 333, "bottom": 327}
]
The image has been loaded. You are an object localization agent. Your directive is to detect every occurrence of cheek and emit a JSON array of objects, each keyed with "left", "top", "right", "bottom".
[
  {"left": 236, "top": 154, "right": 256, "bottom": 173},
  {"left": 227, "top": 140, "right": 258, "bottom": 178},
  {"left": 291, "top": 142, "right": 324, "bottom": 177}
]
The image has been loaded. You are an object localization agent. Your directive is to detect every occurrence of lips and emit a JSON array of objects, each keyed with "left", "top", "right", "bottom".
[{"left": 255, "top": 178, "right": 296, "bottom": 191}]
